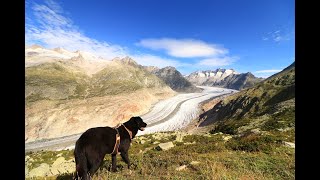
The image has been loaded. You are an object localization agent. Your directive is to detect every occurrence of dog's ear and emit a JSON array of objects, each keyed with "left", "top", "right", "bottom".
[{"left": 130, "top": 116, "right": 138, "bottom": 123}]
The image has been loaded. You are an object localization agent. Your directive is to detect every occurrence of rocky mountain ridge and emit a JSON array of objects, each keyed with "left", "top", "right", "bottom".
[
  {"left": 186, "top": 69, "right": 263, "bottom": 90},
  {"left": 145, "top": 66, "right": 202, "bottom": 93}
]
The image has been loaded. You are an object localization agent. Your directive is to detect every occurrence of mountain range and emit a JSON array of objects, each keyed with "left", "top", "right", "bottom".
[
  {"left": 25, "top": 45, "right": 274, "bottom": 142},
  {"left": 186, "top": 69, "right": 263, "bottom": 90}
]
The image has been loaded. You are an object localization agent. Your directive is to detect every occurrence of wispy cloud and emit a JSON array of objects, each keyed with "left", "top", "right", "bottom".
[
  {"left": 25, "top": 0, "right": 189, "bottom": 68},
  {"left": 137, "top": 38, "right": 238, "bottom": 67},
  {"left": 262, "top": 27, "right": 294, "bottom": 43},
  {"left": 254, "top": 69, "right": 282, "bottom": 73},
  {"left": 253, "top": 69, "right": 283, "bottom": 78},
  {"left": 26, "top": 0, "right": 126, "bottom": 59},
  {"left": 26, "top": 0, "right": 237, "bottom": 70},
  {"left": 131, "top": 54, "right": 190, "bottom": 68},
  {"left": 198, "top": 56, "right": 238, "bottom": 67},
  {"left": 136, "top": 38, "right": 227, "bottom": 58}
]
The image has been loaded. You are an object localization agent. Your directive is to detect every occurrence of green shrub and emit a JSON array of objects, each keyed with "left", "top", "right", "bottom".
[{"left": 226, "top": 133, "right": 281, "bottom": 153}]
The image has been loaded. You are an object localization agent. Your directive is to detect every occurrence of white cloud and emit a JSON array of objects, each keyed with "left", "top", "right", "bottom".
[
  {"left": 136, "top": 38, "right": 227, "bottom": 58},
  {"left": 197, "top": 56, "right": 238, "bottom": 67},
  {"left": 131, "top": 54, "right": 190, "bottom": 68},
  {"left": 263, "top": 28, "right": 294, "bottom": 43},
  {"left": 254, "top": 69, "right": 282, "bottom": 73},
  {"left": 26, "top": 0, "right": 238, "bottom": 71},
  {"left": 256, "top": 75, "right": 271, "bottom": 78},
  {"left": 26, "top": 0, "right": 126, "bottom": 59},
  {"left": 25, "top": 0, "right": 190, "bottom": 68},
  {"left": 253, "top": 69, "right": 282, "bottom": 78},
  {"left": 137, "top": 38, "right": 238, "bottom": 68}
]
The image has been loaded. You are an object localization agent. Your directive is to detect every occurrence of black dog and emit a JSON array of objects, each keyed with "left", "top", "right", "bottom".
[{"left": 74, "top": 116, "right": 147, "bottom": 179}]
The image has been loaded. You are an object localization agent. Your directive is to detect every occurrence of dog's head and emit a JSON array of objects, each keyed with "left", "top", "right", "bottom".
[{"left": 130, "top": 116, "right": 147, "bottom": 131}]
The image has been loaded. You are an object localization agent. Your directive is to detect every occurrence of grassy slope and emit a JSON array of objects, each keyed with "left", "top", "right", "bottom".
[
  {"left": 199, "top": 62, "right": 295, "bottom": 139},
  {"left": 89, "top": 62, "right": 167, "bottom": 97},
  {"left": 25, "top": 62, "right": 90, "bottom": 103},
  {"left": 25, "top": 133, "right": 294, "bottom": 180},
  {"left": 25, "top": 61, "right": 168, "bottom": 103}
]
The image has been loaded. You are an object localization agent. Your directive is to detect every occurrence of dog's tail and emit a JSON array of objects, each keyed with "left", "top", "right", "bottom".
[{"left": 74, "top": 147, "right": 90, "bottom": 180}]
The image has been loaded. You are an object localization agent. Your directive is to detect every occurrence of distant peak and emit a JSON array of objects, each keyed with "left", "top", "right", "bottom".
[
  {"left": 53, "top": 47, "right": 63, "bottom": 51},
  {"left": 71, "top": 54, "right": 86, "bottom": 62},
  {"left": 122, "top": 56, "right": 135, "bottom": 61},
  {"left": 144, "top": 66, "right": 160, "bottom": 72},
  {"left": 29, "top": 44, "right": 44, "bottom": 49},
  {"left": 113, "top": 56, "right": 138, "bottom": 66},
  {"left": 243, "top": 72, "right": 256, "bottom": 78},
  {"left": 111, "top": 57, "right": 121, "bottom": 61},
  {"left": 163, "top": 66, "right": 176, "bottom": 70},
  {"left": 53, "top": 47, "right": 68, "bottom": 53}
]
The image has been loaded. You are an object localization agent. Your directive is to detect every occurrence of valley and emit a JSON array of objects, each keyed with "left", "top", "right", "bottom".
[
  {"left": 25, "top": 86, "right": 236, "bottom": 152},
  {"left": 24, "top": 1, "right": 295, "bottom": 179}
]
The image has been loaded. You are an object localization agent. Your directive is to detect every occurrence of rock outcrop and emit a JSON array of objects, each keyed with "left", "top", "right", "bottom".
[{"left": 156, "top": 142, "right": 175, "bottom": 151}]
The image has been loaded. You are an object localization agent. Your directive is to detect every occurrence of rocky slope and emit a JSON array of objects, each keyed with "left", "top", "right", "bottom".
[
  {"left": 25, "top": 46, "right": 175, "bottom": 142},
  {"left": 146, "top": 66, "right": 201, "bottom": 93},
  {"left": 186, "top": 69, "right": 263, "bottom": 90},
  {"left": 196, "top": 62, "right": 295, "bottom": 136}
]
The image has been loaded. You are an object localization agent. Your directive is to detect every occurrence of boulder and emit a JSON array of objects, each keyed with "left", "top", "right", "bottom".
[
  {"left": 153, "top": 141, "right": 160, "bottom": 144},
  {"left": 212, "top": 132, "right": 223, "bottom": 135},
  {"left": 278, "top": 127, "right": 293, "bottom": 132},
  {"left": 184, "top": 141, "right": 196, "bottom": 145},
  {"left": 176, "top": 165, "right": 187, "bottom": 171},
  {"left": 250, "top": 128, "right": 261, "bottom": 134},
  {"left": 283, "top": 141, "right": 295, "bottom": 148},
  {"left": 25, "top": 155, "right": 30, "bottom": 161},
  {"left": 156, "top": 142, "right": 174, "bottom": 151},
  {"left": 223, "top": 135, "right": 232, "bottom": 141},
  {"left": 28, "top": 163, "right": 50, "bottom": 177},
  {"left": 138, "top": 136, "right": 147, "bottom": 140},
  {"left": 52, "top": 157, "right": 66, "bottom": 167},
  {"left": 50, "top": 157, "right": 75, "bottom": 175},
  {"left": 190, "top": 161, "right": 200, "bottom": 165}
]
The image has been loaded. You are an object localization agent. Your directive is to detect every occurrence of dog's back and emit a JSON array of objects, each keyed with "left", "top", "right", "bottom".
[{"left": 74, "top": 127, "right": 116, "bottom": 179}]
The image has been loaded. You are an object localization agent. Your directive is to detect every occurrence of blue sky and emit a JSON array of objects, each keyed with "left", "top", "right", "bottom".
[{"left": 26, "top": 0, "right": 295, "bottom": 77}]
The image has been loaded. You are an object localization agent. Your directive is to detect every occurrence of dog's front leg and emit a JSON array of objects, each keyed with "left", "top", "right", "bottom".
[
  {"left": 120, "top": 152, "right": 130, "bottom": 169},
  {"left": 111, "top": 154, "right": 117, "bottom": 172}
]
